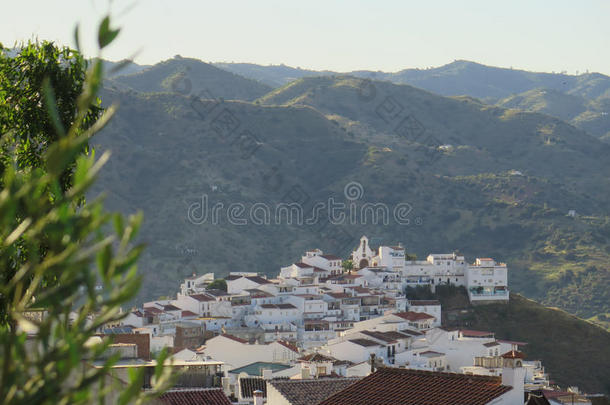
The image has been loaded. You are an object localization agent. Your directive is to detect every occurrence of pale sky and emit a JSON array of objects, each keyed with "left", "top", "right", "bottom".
[{"left": 1, "top": 0, "right": 609, "bottom": 75}]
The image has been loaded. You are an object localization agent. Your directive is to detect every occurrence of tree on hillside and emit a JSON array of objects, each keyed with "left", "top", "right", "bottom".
[
  {"left": 207, "top": 278, "right": 227, "bottom": 292},
  {"left": 0, "top": 16, "right": 172, "bottom": 404},
  {"left": 342, "top": 259, "right": 353, "bottom": 273}
]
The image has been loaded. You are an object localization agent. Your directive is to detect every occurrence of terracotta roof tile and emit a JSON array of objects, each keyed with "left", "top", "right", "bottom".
[
  {"left": 501, "top": 350, "right": 525, "bottom": 359},
  {"left": 298, "top": 353, "right": 337, "bottom": 362},
  {"left": 274, "top": 340, "right": 299, "bottom": 353},
  {"left": 181, "top": 310, "right": 198, "bottom": 317},
  {"left": 394, "top": 311, "right": 435, "bottom": 321},
  {"left": 159, "top": 388, "right": 231, "bottom": 405},
  {"left": 319, "top": 254, "right": 341, "bottom": 260},
  {"left": 319, "top": 368, "right": 512, "bottom": 405},
  {"left": 348, "top": 338, "right": 380, "bottom": 347},
  {"left": 246, "top": 276, "right": 272, "bottom": 284},
  {"left": 189, "top": 294, "right": 214, "bottom": 302},
  {"left": 269, "top": 378, "right": 361, "bottom": 405},
  {"left": 359, "top": 330, "right": 411, "bottom": 343},
  {"left": 239, "top": 377, "right": 266, "bottom": 398}
]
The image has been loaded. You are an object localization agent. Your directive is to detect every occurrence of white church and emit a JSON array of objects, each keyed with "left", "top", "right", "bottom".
[{"left": 351, "top": 236, "right": 509, "bottom": 303}]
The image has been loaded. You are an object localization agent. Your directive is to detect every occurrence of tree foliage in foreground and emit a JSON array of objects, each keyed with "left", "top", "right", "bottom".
[{"left": 0, "top": 16, "right": 172, "bottom": 404}]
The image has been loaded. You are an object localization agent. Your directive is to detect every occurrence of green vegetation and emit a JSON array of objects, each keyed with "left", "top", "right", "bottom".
[
  {"left": 109, "top": 56, "right": 271, "bottom": 101},
  {"left": 413, "top": 286, "right": 610, "bottom": 393},
  {"left": 207, "top": 278, "right": 227, "bottom": 292},
  {"left": 341, "top": 259, "right": 354, "bottom": 273},
  {"left": 0, "top": 18, "right": 171, "bottom": 404}
]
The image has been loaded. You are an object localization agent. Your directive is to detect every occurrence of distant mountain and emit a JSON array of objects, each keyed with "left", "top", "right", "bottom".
[
  {"left": 110, "top": 56, "right": 271, "bottom": 101},
  {"left": 497, "top": 88, "right": 589, "bottom": 122},
  {"left": 213, "top": 62, "right": 333, "bottom": 87},
  {"left": 101, "top": 59, "right": 149, "bottom": 78},
  {"left": 497, "top": 88, "right": 610, "bottom": 140},
  {"left": 369, "top": 60, "right": 610, "bottom": 102},
  {"left": 215, "top": 60, "right": 610, "bottom": 140}
]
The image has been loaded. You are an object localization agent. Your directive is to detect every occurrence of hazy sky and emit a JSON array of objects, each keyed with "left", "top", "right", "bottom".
[{"left": 2, "top": 0, "right": 609, "bottom": 74}]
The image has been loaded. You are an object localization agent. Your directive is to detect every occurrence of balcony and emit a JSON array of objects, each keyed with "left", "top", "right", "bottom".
[{"left": 469, "top": 287, "right": 508, "bottom": 296}]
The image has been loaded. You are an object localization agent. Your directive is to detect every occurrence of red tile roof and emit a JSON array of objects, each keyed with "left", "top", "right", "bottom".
[
  {"left": 189, "top": 294, "right": 214, "bottom": 302},
  {"left": 319, "top": 368, "right": 512, "bottom": 405},
  {"left": 394, "top": 311, "right": 435, "bottom": 321},
  {"left": 320, "top": 254, "right": 341, "bottom": 260},
  {"left": 221, "top": 333, "right": 248, "bottom": 344},
  {"left": 325, "top": 292, "right": 351, "bottom": 299},
  {"left": 274, "top": 340, "right": 299, "bottom": 353},
  {"left": 501, "top": 350, "right": 525, "bottom": 359},
  {"left": 159, "top": 388, "right": 231, "bottom": 405},
  {"left": 181, "top": 310, "right": 198, "bottom": 317},
  {"left": 298, "top": 353, "right": 337, "bottom": 362},
  {"left": 246, "top": 276, "right": 272, "bottom": 284},
  {"left": 269, "top": 378, "right": 361, "bottom": 405},
  {"left": 295, "top": 262, "right": 313, "bottom": 268},
  {"left": 239, "top": 377, "right": 266, "bottom": 398},
  {"left": 359, "top": 330, "right": 411, "bottom": 343},
  {"left": 348, "top": 338, "right": 380, "bottom": 347}
]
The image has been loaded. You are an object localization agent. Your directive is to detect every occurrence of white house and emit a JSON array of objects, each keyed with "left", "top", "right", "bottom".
[
  {"left": 324, "top": 337, "right": 384, "bottom": 364},
  {"left": 466, "top": 258, "right": 509, "bottom": 303},
  {"left": 179, "top": 273, "right": 215, "bottom": 296},
  {"left": 202, "top": 334, "right": 299, "bottom": 369},
  {"left": 301, "top": 249, "right": 343, "bottom": 276},
  {"left": 407, "top": 300, "right": 441, "bottom": 327},
  {"left": 226, "top": 274, "right": 273, "bottom": 294}
]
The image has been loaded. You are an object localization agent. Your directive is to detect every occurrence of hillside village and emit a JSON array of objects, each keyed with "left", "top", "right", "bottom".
[{"left": 95, "top": 236, "right": 599, "bottom": 404}]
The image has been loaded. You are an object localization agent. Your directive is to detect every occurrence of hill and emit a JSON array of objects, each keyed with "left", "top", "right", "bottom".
[
  {"left": 92, "top": 73, "right": 610, "bottom": 325},
  {"left": 213, "top": 62, "right": 332, "bottom": 87},
  {"left": 101, "top": 59, "right": 148, "bottom": 77},
  {"left": 110, "top": 56, "right": 271, "bottom": 101},
  {"left": 439, "top": 291, "right": 610, "bottom": 394},
  {"left": 215, "top": 60, "right": 610, "bottom": 140},
  {"left": 497, "top": 88, "right": 610, "bottom": 140}
]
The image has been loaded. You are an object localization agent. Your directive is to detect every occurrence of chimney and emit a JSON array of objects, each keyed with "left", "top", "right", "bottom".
[
  {"left": 253, "top": 390, "right": 264, "bottom": 405},
  {"left": 501, "top": 351, "right": 526, "bottom": 405},
  {"left": 301, "top": 367, "right": 310, "bottom": 379},
  {"left": 221, "top": 377, "right": 232, "bottom": 396},
  {"left": 370, "top": 353, "right": 376, "bottom": 373}
]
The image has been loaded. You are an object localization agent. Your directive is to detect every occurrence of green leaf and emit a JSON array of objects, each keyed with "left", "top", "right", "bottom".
[
  {"left": 42, "top": 77, "right": 66, "bottom": 138},
  {"left": 98, "top": 16, "right": 120, "bottom": 49}
]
